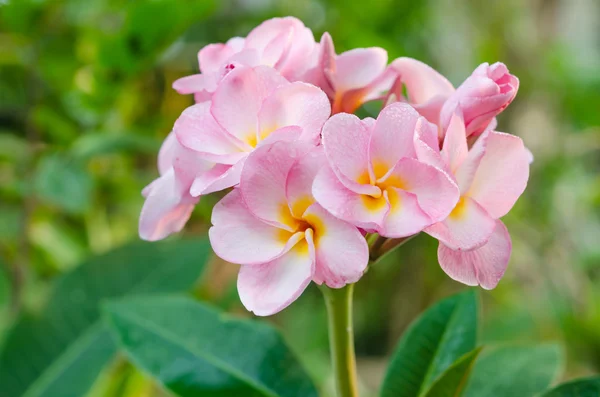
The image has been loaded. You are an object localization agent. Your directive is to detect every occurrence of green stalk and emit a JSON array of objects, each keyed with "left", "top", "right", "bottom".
[{"left": 321, "top": 284, "right": 359, "bottom": 397}]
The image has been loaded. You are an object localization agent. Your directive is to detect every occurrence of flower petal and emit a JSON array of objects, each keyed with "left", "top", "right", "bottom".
[
  {"left": 139, "top": 169, "right": 198, "bottom": 242},
  {"left": 209, "top": 189, "right": 298, "bottom": 265},
  {"left": 321, "top": 113, "right": 380, "bottom": 195},
  {"left": 390, "top": 57, "right": 455, "bottom": 105},
  {"left": 368, "top": 102, "right": 420, "bottom": 173},
  {"left": 211, "top": 66, "right": 288, "bottom": 145},
  {"left": 441, "top": 111, "right": 468, "bottom": 174},
  {"left": 172, "top": 73, "right": 218, "bottom": 96},
  {"left": 286, "top": 146, "right": 326, "bottom": 218},
  {"left": 240, "top": 140, "right": 313, "bottom": 229},
  {"left": 438, "top": 219, "right": 511, "bottom": 289},
  {"left": 467, "top": 131, "right": 530, "bottom": 218},
  {"left": 381, "top": 188, "right": 431, "bottom": 237},
  {"left": 312, "top": 166, "right": 389, "bottom": 232},
  {"left": 198, "top": 43, "right": 235, "bottom": 73},
  {"left": 382, "top": 158, "right": 459, "bottom": 223},
  {"left": 333, "top": 47, "right": 387, "bottom": 92},
  {"left": 304, "top": 203, "right": 368, "bottom": 287},
  {"left": 425, "top": 196, "right": 496, "bottom": 250},
  {"left": 237, "top": 237, "right": 314, "bottom": 316},
  {"left": 258, "top": 82, "right": 331, "bottom": 143},
  {"left": 174, "top": 102, "right": 246, "bottom": 164}
]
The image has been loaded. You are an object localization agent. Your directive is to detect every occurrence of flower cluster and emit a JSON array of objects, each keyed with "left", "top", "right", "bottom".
[{"left": 140, "top": 17, "right": 530, "bottom": 315}]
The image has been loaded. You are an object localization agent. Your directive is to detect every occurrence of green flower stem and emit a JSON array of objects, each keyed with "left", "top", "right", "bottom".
[{"left": 321, "top": 284, "right": 359, "bottom": 397}]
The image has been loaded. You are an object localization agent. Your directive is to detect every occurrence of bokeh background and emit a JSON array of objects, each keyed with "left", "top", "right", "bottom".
[{"left": 1, "top": 0, "right": 599, "bottom": 396}]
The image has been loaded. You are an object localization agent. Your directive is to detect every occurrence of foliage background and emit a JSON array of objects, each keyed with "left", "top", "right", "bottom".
[{"left": 1, "top": 0, "right": 599, "bottom": 396}]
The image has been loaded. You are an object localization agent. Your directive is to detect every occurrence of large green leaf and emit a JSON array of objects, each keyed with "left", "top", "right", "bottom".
[
  {"left": 0, "top": 238, "right": 210, "bottom": 397},
  {"left": 381, "top": 290, "right": 478, "bottom": 397},
  {"left": 462, "top": 344, "right": 562, "bottom": 397},
  {"left": 541, "top": 377, "right": 600, "bottom": 397},
  {"left": 104, "top": 296, "right": 318, "bottom": 397},
  {"left": 423, "top": 347, "right": 482, "bottom": 397}
]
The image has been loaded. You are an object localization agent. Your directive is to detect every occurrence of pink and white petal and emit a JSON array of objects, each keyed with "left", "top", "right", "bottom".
[
  {"left": 139, "top": 169, "right": 198, "bottom": 241},
  {"left": 209, "top": 189, "right": 296, "bottom": 265},
  {"left": 211, "top": 66, "right": 288, "bottom": 144},
  {"left": 240, "top": 141, "right": 313, "bottom": 229},
  {"left": 467, "top": 131, "right": 530, "bottom": 218},
  {"left": 245, "top": 17, "right": 295, "bottom": 52},
  {"left": 390, "top": 57, "right": 455, "bottom": 105},
  {"left": 305, "top": 203, "right": 368, "bottom": 287},
  {"left": 413, "top": 117, "right": 447, "bottom": 171},
  {"left": 286, "top": 146, "right": 326, "bottom": 218},
  {"left": 189, "top": 158, "right": 247, "bottom": 196},
  {"left": 333, "top": 48, "right": 387, "bottom": 92},
  {"left": 257, "top": 125, "right": 304, "bottom": 146},
  {"left": 278, "top": 25, "right": 317, "bottom": 80},
  {"left": 262, "top": 29, "right": 291, "bottom": 67},
  {"left": 157, "top": 132, "right": 178, "bottom": 175},
  {"left": 174, "top": 102, "right": 246, "bottom": 163},
  {"left": 381, "top": 158, "right": 459, "bottom": 222},
  {"left": 425, "top": 196, "right": 496, "bottom": 251},
  {"left": 257, "top": 82, "right": 331, "bottom": 143},
  {"left": 312, "top": 166, "right": 389, "bottom": 231},
  {"left": 454, "top": 130, "right": 490, "bottom": 192},
  {"left": 172, "top": 73, "right": 218, "bottom": 95},
  {"left": 441, "top": 112, "right": 468, "bottom": 173},
  {"left": 322, "top": 113, "right": 378, "bottom": 195},
  {"left": 198, "top": 43, "right": 235, "bottom": 73},
  {"left": 369, "top": 102, "right": 420, "bottom": 172},
  {"left": 438, "top": 219, "right": 511, "bottom": 289},
  {"left": 237, "top": 238, "right": 315, "bottom": 316},
  {"left": 381, "top": 188, "right": 432, "bottom": 238},
  {"left": 412, "top": 96, "right": 449, "bottom": 126}
]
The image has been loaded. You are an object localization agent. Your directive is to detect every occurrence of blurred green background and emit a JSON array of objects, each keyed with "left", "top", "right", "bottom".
[{"left": 1, "top": 0, "right": 599, "bottom": 396}]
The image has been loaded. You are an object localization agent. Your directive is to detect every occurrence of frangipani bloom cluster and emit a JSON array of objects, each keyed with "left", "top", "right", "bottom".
[{"left": 140, "top": 17, "right": 530, "bottom": 315}]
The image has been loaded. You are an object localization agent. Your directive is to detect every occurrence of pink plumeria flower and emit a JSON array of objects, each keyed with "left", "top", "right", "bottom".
[
  {"left": 312, "top": 102, "right": 460, "bottom": 237},
  {"left": 424, "top": 112, "right": 530, "bottom": 289},
  {"left": 139, "top": 132, "right": 208, "bottom": 241},
  {"left": 173, "top": 17, "right": 317, "bottom": 102},
  {"left": 389, "top": 58, "right": 519, "bottom": 138},
  {"left": 307, "top": 32, "right": 393, "bottom": 114},
  {"left": 175, "top": 65, "right": 330, "bottom": 197},
  {"left": 209, "top": 141, "right": 368, "bottom": 316}
]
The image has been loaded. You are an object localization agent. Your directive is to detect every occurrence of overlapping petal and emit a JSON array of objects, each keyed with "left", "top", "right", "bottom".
[{"left": 438, "top": 220, "right": 511, "bottom": 289}]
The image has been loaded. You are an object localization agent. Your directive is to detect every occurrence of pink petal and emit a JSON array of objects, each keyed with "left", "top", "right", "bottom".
[
  {"left": 312, "top": 166, "right": 389, "bottom": 232},
  {"left": 198, "top": 43, "right": 235, "bottom": 73},
  {"left": 390, "top": 57, "right": 454, "bottom": 105},
  {"left": 139, "top": 169, "right": 198, "bottom": 242},
  {"left": 240, "top": 141, "right": 313, "bottom": 229},
  {"left": 157, "top": 132, "right": 178, "bottom": 175},
  {"left": 467, "top": 131, "right": 530, "bottom": 218},
  {"left": 305, "top": 203, "right": 368, "bottom": 288},
  {"left": 211, "top": 66, "right": 288, "bottom": 145},
  {"left": 257, "top": 82, "right": 331, "bottom": 143},
  {"left": 172, "top": 73, "right": 218, "bottom": 96},
  {"left": 245, "top": 17, "right": 295, "bottom": 53},
  {"left": 237, "top": 237, "right": 315, "bottom": 316},
  {"left": 441, "top": 111, "right": 468, "bottom": 173},
  {"left": 381, "top": 188, "right": 432, "bottom": 238},
  {"left": 189, "top": 159, "right": 246, "bottom": 196},
  {"left": 368, "top": 102, "right": 420, "bottom": 173},
  {"left": 286, "top": 146, "right": 326, "bottom": 218},
  {"left": 454, "top": 130, "right": 489, "bottom": 192},
  {"left": 382, "top": 158, "right": 460, "bottom": 223},
  {"left": 438, "top": 219, "right": 512, "bottom": 289},
  {"left": 209, "top": 189, "right": 298, "bottom": 265},
  {"left": 333, "top": 47, "right": 388, "bottom": 92},
  {"left": 425, "top": 196, "right": 496, "bottom": 250},
  {"left": 321, "top": 113, "right": 380, "bottom": 196},
  {"left": 174, "top": 102, "right": 246, "bottom": 164}
]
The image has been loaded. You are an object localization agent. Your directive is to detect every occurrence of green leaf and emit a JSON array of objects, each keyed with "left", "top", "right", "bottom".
[
  {"left": 381, "top": 290, "right": 478, "bottom": 397},
  {"left": 422, "top": 347, "right": 482, "bottom": 397},
  {"left": 541, "top": 377, "right": 600, "bottom": 397},
  {"left": 104, "top": 296, "right": 318, "bottom": 397},
  {"left": 0, "top": 238, "right": 210, "bottom": 397},
  {"left": 70, "top": 132, "right": 160, "bottom": 160},
  {"left": 34, "top": 153, "right": 94, "bottom": 214},
  {"left": 462, "top": 344, "right": 563, "bottom": 397}
]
